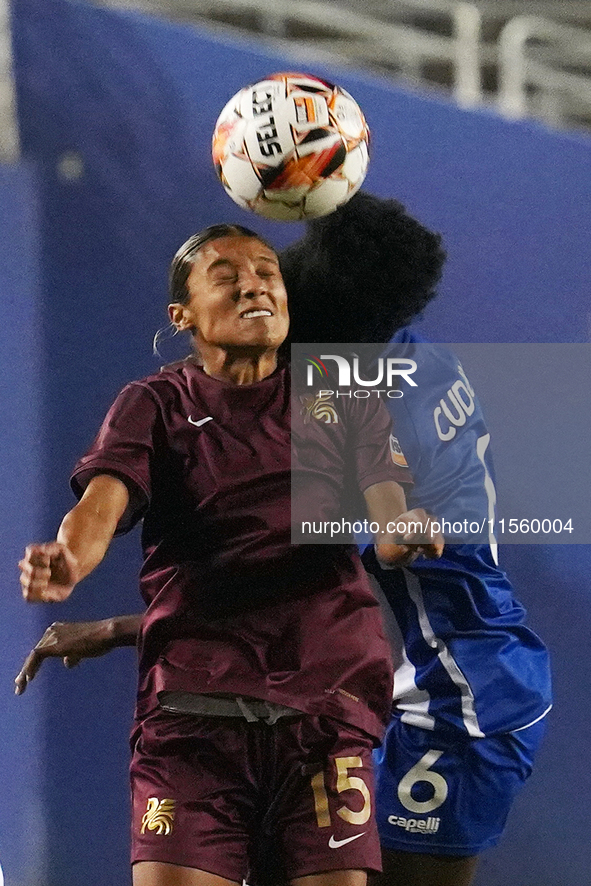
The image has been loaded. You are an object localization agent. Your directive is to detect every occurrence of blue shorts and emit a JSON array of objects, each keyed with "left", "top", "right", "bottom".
[{"left": 374, "top": 714, "right": 547, "bottom": 856}]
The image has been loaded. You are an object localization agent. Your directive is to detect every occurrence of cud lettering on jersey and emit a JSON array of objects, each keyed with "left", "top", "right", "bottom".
[{"left": 434, "top": 365, "right": 476, "bottom": 441}]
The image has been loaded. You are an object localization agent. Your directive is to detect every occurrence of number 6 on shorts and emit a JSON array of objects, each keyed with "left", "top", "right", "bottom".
[{"left": 397, "top": 749, "right": 448, "bottom": 814}]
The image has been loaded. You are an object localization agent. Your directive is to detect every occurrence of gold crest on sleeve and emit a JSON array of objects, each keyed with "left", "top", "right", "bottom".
[
  {"left": 300, "top": 392, "right": 339, "bottom": 424},
  {"left": 140, "top": 798, "right": 176, "bottom": 835}
]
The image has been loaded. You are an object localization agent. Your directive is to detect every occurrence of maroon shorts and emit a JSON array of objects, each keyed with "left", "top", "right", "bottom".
[{"left": 130, "top": 709, "right": 381, "bottom": 881}]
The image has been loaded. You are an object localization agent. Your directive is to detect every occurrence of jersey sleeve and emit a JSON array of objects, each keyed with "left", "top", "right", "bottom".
[
  {"left": 70, "top": 381, "right": 158, "bottom": 534},
  {"left": 349, "top": 396, "right": 413, "bottom": 492}
]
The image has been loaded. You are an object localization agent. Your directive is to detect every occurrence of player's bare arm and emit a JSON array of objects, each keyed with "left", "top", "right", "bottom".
[
  {"left": 363, "top": 481, "right": 444, "bottom": 567},
  {"left": 19, "top": 473, "right": 129, "bottom": 603},
  {"left": 14, "top": 614, "right": 142, "bottom": 695}
]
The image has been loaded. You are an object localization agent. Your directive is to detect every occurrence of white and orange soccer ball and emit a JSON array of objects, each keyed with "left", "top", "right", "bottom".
[{"left": 212, "top": 72, "right": 370, "bottom": 221}]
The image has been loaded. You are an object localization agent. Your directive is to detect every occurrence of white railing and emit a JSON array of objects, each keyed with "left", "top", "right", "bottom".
[
  {"left": 106, "top": 0, "right": 490, "bottom": 106},
  {"left": 498, "top": 15, "right": 591, "bottom": 125},
  {"left": 87, "top": 0, "right": 591, "bottom": 133},
  {"left": 0, "top": 0, "right": 20, "bottom": 162},
  {"left": 451, "top": 2, "right": 482, "bottom": 107},
  {"left": 394, "top": 0, "right": 487, "bottom": 106}
]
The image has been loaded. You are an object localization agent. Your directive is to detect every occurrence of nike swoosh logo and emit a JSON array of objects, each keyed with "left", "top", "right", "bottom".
[
  {"left": 328, "top": 832, "right": 366, "bottom": 849},
  {"left": 188, "top": 416, "right": 213, "bottom": 427}
]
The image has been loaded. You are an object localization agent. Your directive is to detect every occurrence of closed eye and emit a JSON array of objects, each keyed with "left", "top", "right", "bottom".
[{"left": 257, "top": 265, "right": 280, "bottom": 278}]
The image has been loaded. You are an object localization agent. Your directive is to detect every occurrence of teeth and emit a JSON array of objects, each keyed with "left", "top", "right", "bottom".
[{"left": 241, "top": 309, "right": 272, "bottom": 318}]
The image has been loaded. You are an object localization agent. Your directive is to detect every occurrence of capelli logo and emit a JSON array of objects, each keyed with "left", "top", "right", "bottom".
[{"left": 306, "top": 355, "right": 417, "bottom": 389}]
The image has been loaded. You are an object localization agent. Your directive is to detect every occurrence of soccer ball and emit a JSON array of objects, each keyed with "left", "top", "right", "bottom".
[{"left": 212, "top": 72, "right": 370, "bottom": 221}]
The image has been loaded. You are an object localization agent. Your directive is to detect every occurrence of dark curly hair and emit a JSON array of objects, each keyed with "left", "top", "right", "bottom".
[{"left": 280, "top": 191, "right": 446, "bottom": 343}]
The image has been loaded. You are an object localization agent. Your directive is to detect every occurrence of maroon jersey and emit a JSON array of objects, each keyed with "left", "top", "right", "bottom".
[
  {"left": 71, "top": 359, "right": 409, "bottom": 740},
  {"left": 291, "top": 386, "right": 407, "bottom": 539}
]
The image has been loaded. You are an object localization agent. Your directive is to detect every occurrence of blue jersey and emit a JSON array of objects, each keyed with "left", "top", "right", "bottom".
[{"left": 363, "top": 328, "right": 552, "bottom": 738}]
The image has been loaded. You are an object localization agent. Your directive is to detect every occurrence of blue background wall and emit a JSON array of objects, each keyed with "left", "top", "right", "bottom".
[
  {"left": 0, "top": 162, "right": 46, "bottom": 884},
  {"left": 2, "top": 0, "right": 590, "bottom": 883}
]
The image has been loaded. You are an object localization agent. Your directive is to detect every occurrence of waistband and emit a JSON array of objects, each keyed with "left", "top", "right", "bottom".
[{"left": 158, "top": 691, "right": 304, "bottom": 725}]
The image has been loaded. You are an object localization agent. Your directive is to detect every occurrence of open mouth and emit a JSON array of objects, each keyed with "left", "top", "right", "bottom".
[{"left": 240, "top": 309, "right": 273, "bottom": 319}]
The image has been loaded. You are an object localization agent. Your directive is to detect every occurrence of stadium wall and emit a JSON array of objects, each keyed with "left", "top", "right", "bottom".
[
  {"left": 6, "top": 0, "right": 591, "bottom": 883},
  {"left": 0, "top": 162, "right": 46, "bottom": 886}
]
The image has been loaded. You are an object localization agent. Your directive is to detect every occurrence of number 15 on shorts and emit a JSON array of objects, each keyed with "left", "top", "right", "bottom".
[{"left": 311, "top": 756, "right": 372, "bottom": 827}]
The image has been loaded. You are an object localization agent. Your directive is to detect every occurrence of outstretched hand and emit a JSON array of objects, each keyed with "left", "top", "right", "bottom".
[
  {"left": 14, "top": 619, "right": 118, "bottom": 695},
  {"left": 19, "top": 542, "right": 80, "bottom": 603},
  {"left": 375, "top": 508, "right": 444, "bottom": 568}
]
